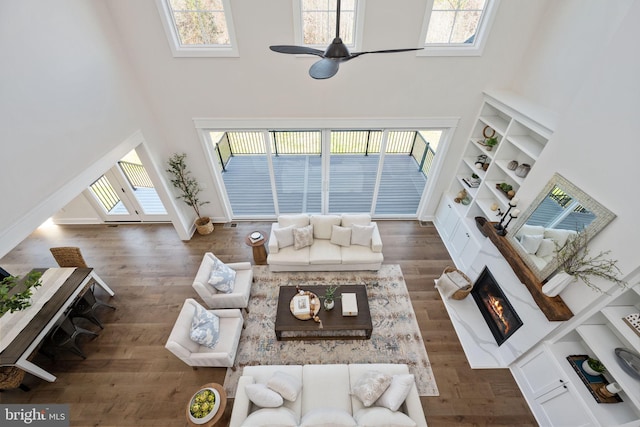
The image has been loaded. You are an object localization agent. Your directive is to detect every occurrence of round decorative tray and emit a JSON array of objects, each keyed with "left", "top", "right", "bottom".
[
  {"left": 188, "top": 387, "right": 221, "bottom": 424},
  {"left": 289, "top": 291, "right": 320, "bottom": 320}
]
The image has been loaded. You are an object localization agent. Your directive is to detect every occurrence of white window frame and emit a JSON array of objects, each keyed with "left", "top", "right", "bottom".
[
  {"left": 418, "top": 0, "right": 500, "bottom": 57},
  {"left": 155, "top": 0, "right": 239, "bottom": 58},
  {"left": 292, "top": 0, "right": 365, "bottom": 52}
]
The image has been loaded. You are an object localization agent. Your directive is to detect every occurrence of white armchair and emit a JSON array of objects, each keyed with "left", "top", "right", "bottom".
[
  {"left": 165, "top": 298, "right": 243, "bottom": 368},
  {"left": 192, "top": 253, "right": 253, "bottom": 311}
]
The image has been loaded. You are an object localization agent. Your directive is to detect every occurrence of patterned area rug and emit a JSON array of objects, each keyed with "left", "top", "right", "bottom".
[{"left": 223, "top": 265, "right": 439, "bottom": 397}]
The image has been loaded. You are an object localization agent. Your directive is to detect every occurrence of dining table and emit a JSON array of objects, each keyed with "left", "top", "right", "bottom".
[{"left": 0, "top": 267, "right": 114, "bottom": 382}]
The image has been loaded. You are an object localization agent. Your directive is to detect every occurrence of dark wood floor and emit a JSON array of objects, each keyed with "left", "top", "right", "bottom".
[{"left": 0, "top": 221, "right": 537, "bottom": 427}]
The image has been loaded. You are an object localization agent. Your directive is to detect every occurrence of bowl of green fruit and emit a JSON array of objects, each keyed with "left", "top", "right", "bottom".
[{"left": 188, "top": 387, "right": 220, "bottom": 424}]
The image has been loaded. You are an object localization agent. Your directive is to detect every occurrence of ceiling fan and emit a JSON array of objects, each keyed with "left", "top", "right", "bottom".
[{"left": 269, "top": 0, "right": 423, "bottom": 79}]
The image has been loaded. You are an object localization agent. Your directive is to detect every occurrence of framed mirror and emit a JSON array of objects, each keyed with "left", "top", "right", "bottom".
[{"left": 507, "top": 173, "right": 616, "bottom": 281}]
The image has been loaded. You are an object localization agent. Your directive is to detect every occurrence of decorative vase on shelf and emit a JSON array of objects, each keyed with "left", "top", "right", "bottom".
[
  {"left": 507, "top": 160, "right": 518, "bottom": 170},
  {"left": 542, "top": 271, "right": 576, "bottom": 297},
  {"left": 515, "top": 163, "right": 531, "bottom": 178}
]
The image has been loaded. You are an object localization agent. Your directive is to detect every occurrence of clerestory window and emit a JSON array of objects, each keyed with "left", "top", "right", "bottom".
[
  {"left": 419, "top": 0, "right": 500, "bottom": 56},
  {"left": 293, "top": 0, "right": 364, "bottom": 51},
  {"left": 156, "top": 0, "right": 238, "bottom": 57}
]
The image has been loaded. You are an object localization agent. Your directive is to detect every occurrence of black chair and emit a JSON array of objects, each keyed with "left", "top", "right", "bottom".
[
  {"left": 71, "top": 288, "right": 116, "bottom": 329},
  {"left": 47, "top": 314, "right": 98, "bottom": 359}
]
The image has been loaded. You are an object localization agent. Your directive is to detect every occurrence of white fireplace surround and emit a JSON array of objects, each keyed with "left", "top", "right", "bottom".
[{"left": 436, "top": 237, "right": 561, "bottom": 368}]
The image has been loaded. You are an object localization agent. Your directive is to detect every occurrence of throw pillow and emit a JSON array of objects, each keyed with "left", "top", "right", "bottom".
[
  {"left": 207, "top": 257, "right": 236, "bottom": 293},
  {"left": 375, "top": 374, "right": 415, "bottom": 411},
  {"left": 242, "top": 407, "right": 298, "bottom": 426},
  {"left": 544, "top": 228, "right": 576, "bottom": 249},
  {"left": 245, "top": 383, "right": 284, "bottom": 408},
  {"left": 351, "top": 370, "right": 393, "bottom": 407},
  {"left": 536, "top": 238, "right": 556, "bottom": 258},
  {"left": 353, "top": 407, "right": 417, "bottom": 427},
  {"left": 521, "top": 234, "right": 544, "bottom": 254},
  {"left": 330, "top": 225, "right": 352, "bottom": 247},
  {"left": 293, "top": 225, "right": 314, "bottom": 250},
  {"left": 189, "top": 304, "right": 220, "bottom": 348},
  {"left": 299, "top": 408, "right": 357, "bottom": 427},
  {"left": 274, "top": 225, "right": 295, "bottom": 249},
  {"left": 341, "top": 213, "right": 371, "bottom": 227},
  {"left": 311, "top": 215, "right": 342, "bottom": 239},
  {"left": 351, "top": 224, "right": 375, "bottom": 247},
  {"left": 267, "top": 371, "right": 302, "bottom": 402}
]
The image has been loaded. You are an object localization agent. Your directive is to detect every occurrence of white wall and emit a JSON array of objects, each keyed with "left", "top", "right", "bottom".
[{"left": 508, "top": 0, "right": 640, "bottom": 312}]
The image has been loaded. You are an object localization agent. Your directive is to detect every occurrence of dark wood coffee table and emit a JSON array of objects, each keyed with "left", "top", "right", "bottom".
[{"left": 275, "top": 285, "right": 372, "bottom": 340}]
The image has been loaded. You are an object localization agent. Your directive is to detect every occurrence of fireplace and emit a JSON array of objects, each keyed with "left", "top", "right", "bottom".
[{"left": 471, "top": 267, "right": 523, "bottom": 346}]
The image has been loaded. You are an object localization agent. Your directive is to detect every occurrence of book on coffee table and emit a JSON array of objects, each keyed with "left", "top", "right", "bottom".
[
  {"left": 342, "top": 293, "right": 358, "bottom": 316},
  {"left": 292, "top": 295, "right": 310, "bottom": 315}
]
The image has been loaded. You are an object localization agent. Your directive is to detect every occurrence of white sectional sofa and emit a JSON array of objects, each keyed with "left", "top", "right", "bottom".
[
  {"left": 229, "top": 363, "right": 428, "bottom": 427},
  {"left": 267, "top": 214, "right": 384, "bottom": 272}
]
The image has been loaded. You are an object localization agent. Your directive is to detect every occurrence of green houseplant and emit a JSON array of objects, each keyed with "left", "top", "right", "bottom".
[
  {"left": 483, "top": 136, "right": 498, "bottom": 151},
  {"left": 322, "top": 285, "right": 340, "bottom": 311},
  {"left": 542, "top": 230, "right": 626, "bottom": 296},
  {"left": 0, "top": 271, "right": 43, "bottom": 316},
  {"left": 582, "top": 357, "right": 606, "bottom": 376},
  {"left": 166, "top": 153, "right": 213, "bottom": 235}
]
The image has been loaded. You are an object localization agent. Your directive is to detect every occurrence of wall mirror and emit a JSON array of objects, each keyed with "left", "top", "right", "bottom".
[{"left": 507, "top": 173, "right": 616, "bottom": 281}]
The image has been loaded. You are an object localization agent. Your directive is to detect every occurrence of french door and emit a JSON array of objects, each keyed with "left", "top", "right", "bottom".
[
  {"left": 85, "top": 149, "right": 169, "bottom": 222},
  {"left": 211, "top": 129, "right": 438, "bottom": 218}
]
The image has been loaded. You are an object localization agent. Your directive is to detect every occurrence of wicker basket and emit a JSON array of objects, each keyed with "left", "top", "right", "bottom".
[{"left": 438, "top": 266, "right": 473, "bottom": 300}]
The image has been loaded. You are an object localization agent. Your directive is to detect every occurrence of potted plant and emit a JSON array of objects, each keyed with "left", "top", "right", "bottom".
[
  {"left": 542, "top": 230, "right": 627, "bottom": 296},
  {"left": 321, "top": 285, "right": 340, "bottom": 311},
  {"left": 0, "top": 271, "right": 43, "bottom": 316},
  {"left": 483, "top": 136, "right": 498, "bottom": 151},
  {"left": 582, "top": 357, "right": 606, "bottom": 376},
  {"left": 166, "top": 153, "right": 213, "bottom": 235}
]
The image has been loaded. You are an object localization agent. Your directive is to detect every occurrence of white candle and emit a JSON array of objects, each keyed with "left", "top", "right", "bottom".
[
  {"left": 511, "top": 209, "right": 521, "bottom": 218},
  {"left": 509, "top": 197, "right": 520, "bottom": 207}
]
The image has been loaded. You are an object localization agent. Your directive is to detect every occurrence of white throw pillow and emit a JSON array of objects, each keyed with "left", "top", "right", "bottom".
[
  {"left": 351, "top": 370, "right": 393, "bottom": 407},
  {"left": 351, "top": 224, "right": 375, "bottom": 247},
  {"left": 293, "top": 225, "right": 314, "bottom": 250},
  {"left": 330, "top": 225, "right": 352, "bottom": 247},
  {"left": 274, "top": 225, "right": 295, "bottom": 249},
  {"left": 267, "top": 371, "right": 302, "bottom": 402},
  {"left": 299, "top": 408, "right": 357, "bottom": 427},
  {"left": 311, "top": 215, "right": 342, "bottom": 239},
  {"left": 516, "top": 224, "right": 545, "bottom": 239},
  {"left": 207, "top": 257, "right": 236, "bottom": 293},
  {"left": 354, "top": 407, "right": 417, "bottom": 427},
  {"left": 241, "top": 407, "right": 298, "bottom": 427},
  {"left": 544, "top": 228, "right": 576, "bottom": 249},
  {"left": 244, "top": 383, "right": 284, "bottom": 408},
  {"left": 375, "top": 374, "right": 415, "bottom": 411},
  {"left": 521, "top": 234, "right": 544, "bottom": 254},
  {"left": 279, "top": 214, "right": 310, "bottom": 228},
  {"left": 189, "top": 304, "right": 220, "bottom": 348},
  {"left": 536, "top": 238, "right": 556, "bottom": 258},
  {"left": 341, "top": 214, "right": 371, "bottom": 227}
]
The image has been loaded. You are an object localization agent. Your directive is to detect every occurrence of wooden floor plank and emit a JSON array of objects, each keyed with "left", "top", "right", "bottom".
[{"left": 0, "top": 221, "right": 536, "bottom": 426}]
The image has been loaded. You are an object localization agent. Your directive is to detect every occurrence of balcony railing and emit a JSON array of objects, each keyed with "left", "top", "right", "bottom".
[{"left": 214, "top": 130, "right": 436, "bottom": 177}]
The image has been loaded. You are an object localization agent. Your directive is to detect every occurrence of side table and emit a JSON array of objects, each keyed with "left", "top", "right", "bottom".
[
  {"left": 245, "top": 231, "right": 268, "bottom": 265},
  {"left": 186, "top": 382, "right": 227, "bottom": 427}
]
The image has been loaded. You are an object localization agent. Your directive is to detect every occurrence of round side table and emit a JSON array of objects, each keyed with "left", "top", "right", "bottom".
[
  {"left": 245, "top": 231, "right": 268, "bottom": 265},
  {"left": 186, "top": 383, "right": 227, "bottom": 427}
]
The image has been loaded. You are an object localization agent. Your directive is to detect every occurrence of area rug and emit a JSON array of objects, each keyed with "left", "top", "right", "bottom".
[{"left": 223, "top": 264, "right": 439, "bottom": 397}]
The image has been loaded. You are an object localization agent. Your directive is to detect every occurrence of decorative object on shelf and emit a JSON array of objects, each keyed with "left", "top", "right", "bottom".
[
  {"left": 166, "top": 153, "right": 213, "bottom": 236},
  {"left": 0, "top": 271, "right": 43, "bottom": 316},
  {"left": 463, "top": 174, "right": 481, "bottom": 188},
  {"left": 496, "top": 182, "right": 515, "bottom": 199},
  {"left": 567, "top": 355, "right": 623, "bottom": 404},
  {"left": 482, "top": 125, "right": 496, "bottom": 139},
  {"left": 507, "top": 160, "right": 519, "bottom": 170},
  {"left": 435, "top": 266, "right": 473, "bottom": 300},
  {"left": 582, "top": 357, "right": 606, "bottom": 376},
  {"left": 490, "top": 202, "right": 499, "bottom": 211},
  {"left": 461, "top": 196, "right": 471, "bottom": 205},
  {"left": 475, "top": 216, "right": 488, "bottom": 237},
  {"left": 454, "top": 189, "right": 468, "bottom": 203},
  {"left": 479, "top": 126, "right": 498, "bottom": 151},
  {"left": 515, "top": 163, "right": 531, "bottom": 178},
  {"left": 494, "top": 197, "right": 519, "bottom": 235},
  {"left": 475, "top": 154, "right": 489, "bottom": 169},
  {"left": 622, "top": 313, "right": 640, "bottom": 338},
  {"left": 321, "top": 285, "right": 340, "bottom": 311},
  {"left": 596, "top": 382, "right": 622, "bottom": 399},
  {"left": 614, "top": 347, "right": 640, "bottom": 380},
  {"left": 551, "top": 230, "right": 627, "bottom": 293}
]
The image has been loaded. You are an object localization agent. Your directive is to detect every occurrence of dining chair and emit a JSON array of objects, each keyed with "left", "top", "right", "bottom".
[
  {"left": 49, "top": 246, "right": 116, "bottom": 328},
  {"left": 46, "top": 313, "right": 98, "bottom": 359},
  {"left": 0, "top": 366, "right": 30, "bottom": 392}
]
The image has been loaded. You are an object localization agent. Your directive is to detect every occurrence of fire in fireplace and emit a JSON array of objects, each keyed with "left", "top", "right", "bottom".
[{"left": 471, "top": 267, "right": 523, "bottom": 346}]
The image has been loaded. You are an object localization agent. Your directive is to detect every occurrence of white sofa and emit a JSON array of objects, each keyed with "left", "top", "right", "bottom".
[
  {"left": 267, "top": 214, "right": 384, "bottom": 272},
  {"left": 229, "top": 363, "right": 428, "bottom": 427}
]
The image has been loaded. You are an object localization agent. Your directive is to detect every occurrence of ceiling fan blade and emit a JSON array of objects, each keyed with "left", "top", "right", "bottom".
[
  {"left": 349, "top": 47, "right": 424, "bottom": 59},
  {"left": 309, "top": 58, "right": 340, "bottom": 80},
  {"left": 270, "top": 45, "right": 325, "bottom": 56}
]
